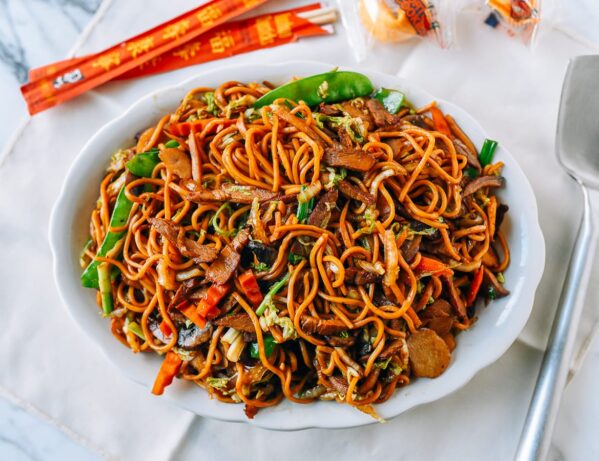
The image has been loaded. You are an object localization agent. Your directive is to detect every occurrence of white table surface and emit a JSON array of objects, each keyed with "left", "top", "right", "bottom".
[{"left": 1, "top": 1, "right": 599, "bottom": 460}]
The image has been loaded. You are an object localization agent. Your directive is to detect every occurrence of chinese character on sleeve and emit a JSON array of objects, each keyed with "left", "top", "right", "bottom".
[
  {"left": 126, "top": 37, "right": 155, "bottom": 59},
  {"left": 209, "top": 31, "right": 235, "bottom": 54}
]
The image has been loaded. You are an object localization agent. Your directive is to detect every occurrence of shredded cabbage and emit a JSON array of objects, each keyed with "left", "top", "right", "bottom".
[
  {"left": 206, "top": 377, "right": 237, "bottom": 396},
  {"left": 225, "top": 95, "right": 256, "bottom": 118},
  {"left": 259, "top": 307, "right": 297, "bottom": 341},
  {"left": 374, "top": 357, "right": 392, "bottom": 370},
  {"left": 203, "top": 92, "right": 219, "bottom": 116},
  {"left": 324, "top": 167, "right": 347, "bottom": 190}
]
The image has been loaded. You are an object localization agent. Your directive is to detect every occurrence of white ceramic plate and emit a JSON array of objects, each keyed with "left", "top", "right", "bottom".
[{"left": 49, "top": 61, "right": 545, "bottom": 430}]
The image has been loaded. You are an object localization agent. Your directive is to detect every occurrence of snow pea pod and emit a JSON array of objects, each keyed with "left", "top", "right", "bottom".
[
  {"left": 125, "top": 147, "right": 159, "bottom": 178},
  {"left": 374, "top": 88, "right": 406, "bottom": 114},
  {"left": 81, "top": 186, "right": 133, "bottom": 289},
  {"left": 254, "top": 71, "right": 375, "bottom": 108},
  {"left": 250, "top": 334, "right": 276, "bottom": 358}
]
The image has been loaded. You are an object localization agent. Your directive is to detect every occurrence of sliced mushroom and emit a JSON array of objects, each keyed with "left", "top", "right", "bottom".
[
  {"left": 338, "top": 180, "right": 375, "bottom": 205},
  {"left": 213, "top": 312, "right": 255, "bottom": 333},
  {"left": 149, "top": 218, "right": 218, "bottom": 264},
  {"left": 444, "top": 275, "right": 467, "bottom": 319},
  {"left": 159, "top": 148, "right": 192, "bottom": 179},
  {"left": 454, "top": 138, "right": 481, "bottom": 171},
  {"left": 148, "top": 317, "right": 213, "bottom": 350},
  {"left": 301, "top": 316, "right": 348, "bottom": 336},
  {"left": 344, "top": 267, "right": 380, "bottom": 286},
  {"left": 401, "top": 235, "right": 422, "bottom": 263},
  {"left": 463, "top": 175, "right": 504, "bottom": 197},
  {"left": 366, "top": 98, "right": 401, "bottom": 127},
  {"left": 420, "top": 299, "right": 455, "bottom": 336},
  {"left": 307, "top": 190, "right": 338, "bottom": 229},
  {"left": 323, "top": 147, "right": 376, "bottom": 172},
  {"left": 483, "top": 267, "right": 510, "bottom": 298},
  {"left": 187, "top": 183, "right": 280, "bottom": 204},
  {"left": 169, "top": 278, "right": 203, "bottom": 309},
  {"left": 204, "top": 229, "right": 250, "bottom": 284}
]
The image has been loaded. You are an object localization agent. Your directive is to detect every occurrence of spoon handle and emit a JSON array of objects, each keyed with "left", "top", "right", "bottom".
[{"left": 515, "top": 180, "right": 594, "bottom": 461}]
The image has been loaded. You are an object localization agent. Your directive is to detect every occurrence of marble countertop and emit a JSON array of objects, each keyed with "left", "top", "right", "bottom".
[
  {"left": 0, "top": 0, "right": 101, "bottom": 154},
  {"left": 0, "top": 2, "right": 100, "bottom": 458}
]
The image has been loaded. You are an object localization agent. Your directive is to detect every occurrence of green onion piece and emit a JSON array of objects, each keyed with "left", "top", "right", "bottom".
[
  {"left": 465, "top": 167, "right": 479, "bottom": 179},
  {"left": 373, "top": 88, "right": 406, "bottom": 114},
  {"left": 125, "top": 147, "right": 160, "bottom": 177},
  {"left": 256, "top": 273, "right": 291, "bottom": 316},
  {"left": 497, "top": 272, "right": 505, "bottom": 283},
  {"left": 250, "top": 334, "right": 277, "bottom": 359},
  {"left": 164, "top": 140, "right": 180, "bottom": 148},
  {"left": 251, "top": 261, "right": 270, "bottom": 272},
  {"left": 479, "top": 139, "right": 498, "bottom": 167},
  {"left": 487, "top": 286, "right": 498, "bottom": 300},
  {"left": 288, "top": 253, "right": 305, "bottom": 264},
  {"left": 97, "top": 262, "right": 114, "bottom": 316},
  {"left": 298, "top": 182, "right": 321, "bottom": 203},
  {"left": 126, "top": 321, "right": 146, "bottom": 340},
  {"left": 296, "top": 186, "right": 315, "bottom": 223},
  {"left": 210, "top": 202, "right": 235, "bottom": 237}
]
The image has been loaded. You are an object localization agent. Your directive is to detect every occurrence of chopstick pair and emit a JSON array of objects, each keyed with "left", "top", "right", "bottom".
[
  {"left": 116, "top": 5, "right": 335, "bottom": 81},
  {"left": 21, "top": 2, "right": 337, "bottom": 115}
]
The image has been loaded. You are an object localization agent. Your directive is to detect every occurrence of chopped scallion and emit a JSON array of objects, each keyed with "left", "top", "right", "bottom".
[{"left": 479, "top": 139, "right": 498, "bottom": 167}]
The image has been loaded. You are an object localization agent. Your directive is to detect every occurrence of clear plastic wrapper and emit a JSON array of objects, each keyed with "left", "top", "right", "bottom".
[
  {"left": 338, "top": 0, "right": 456, "bottom": 62},
  {"left": 482, "top": 0, "right": 541, "bottom": 44}
]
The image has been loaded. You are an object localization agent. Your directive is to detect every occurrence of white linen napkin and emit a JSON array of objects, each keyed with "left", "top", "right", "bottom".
[{"left": 1, "top": 1, "right": 598, "bottom": 459}]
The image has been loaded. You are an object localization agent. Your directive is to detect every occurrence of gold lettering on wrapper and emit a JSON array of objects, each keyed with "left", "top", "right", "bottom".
[
  {"left": 196, "top": 5, "right": 223, "bottom": 27},
  {"left": 92, "top": 51, "right": 121, "bottom": 72},
  {"left": 173, "top": 42, "right": 201, "bottom": 61},
  {"left": 210, "top": 31, "right": 235, "bottom": 54},
  {"left": 126, "top": 37, "right": 155, "bottom": 59},
  {"left": 274, "top": 13, "right": 293, "bottom": 38},
  {"left": 162, "top": 20, "right": 191, "bottom": 41},
  {"left": 255, "top": 17, "right": 276, "bottom": 46}
]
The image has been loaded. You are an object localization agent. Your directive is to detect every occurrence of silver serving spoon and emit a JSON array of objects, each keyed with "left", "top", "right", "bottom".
[{"left": 515, "top": 55, "right": 598, "bottom": 460}]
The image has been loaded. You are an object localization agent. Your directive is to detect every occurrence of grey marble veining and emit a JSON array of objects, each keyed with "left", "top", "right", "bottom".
[
  {"left": 0, "top": 0, "right": 101, "bottom": 152},
  {"left": 0, "top": 0, "right": 101, "bottom": 84}
]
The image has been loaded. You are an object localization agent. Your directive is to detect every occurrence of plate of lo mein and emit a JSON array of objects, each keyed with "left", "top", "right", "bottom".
[{"left": 50, "top": 61, "right": 545, "bottom": 429}]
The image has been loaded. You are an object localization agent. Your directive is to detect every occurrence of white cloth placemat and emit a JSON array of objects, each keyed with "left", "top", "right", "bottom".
[{"left": 1, "top": 1, "right": 598, "bottom": 459}]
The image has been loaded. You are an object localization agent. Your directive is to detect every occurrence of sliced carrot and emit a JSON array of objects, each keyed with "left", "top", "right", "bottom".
[
  {"left": 152, "top": 351, "right": 182, "bottom": 395},
  {"left": 205, "top": 284, "right": 230, "bottom": 306},
  {"left": 159, "top": 320, "right": 172, "bottom": 337},
  {"left": 487, "top": 196, "right": 497, "bottom": 241},
  {"left": 466, "top": 265, "right": 485, "bottom": 306},
  {"left": 415, "top": 256, "right": 454, "bottom": 277},
  {"left": 430, "top": 106, "right": 452, "bottom": 137},
  {"left": 196, "top": 284, "right": 230, "bottom": 319},
  {"left": 196, "top": 301, "right": 219, "bottom": 320},
  {"left": 176, "top": 300, "right": 206, "bottom": 329},
  {"left": 238, "top": 270, "right": 263, "bottom": 307}
]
